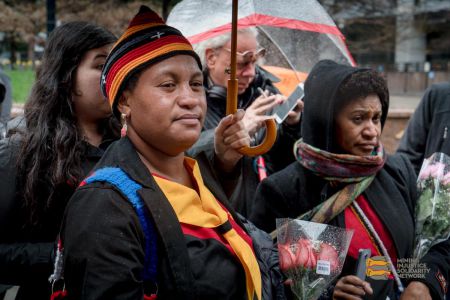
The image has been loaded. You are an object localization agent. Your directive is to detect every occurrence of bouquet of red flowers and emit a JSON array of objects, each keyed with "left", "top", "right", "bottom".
[
  {"left": 276, "top": 219, "right": 353, "bottom": 299},
  {"left": 414, "top": 152, "right": 450, "bottom": 259}
]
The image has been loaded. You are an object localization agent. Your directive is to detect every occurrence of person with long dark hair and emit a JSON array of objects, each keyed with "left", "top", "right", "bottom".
[{"left": 0, "top": 21, "right": 119, "bottom": 299}]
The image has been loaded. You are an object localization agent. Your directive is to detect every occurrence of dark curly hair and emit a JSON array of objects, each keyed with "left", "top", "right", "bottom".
[
  {"left": 334, "top": 69, "right": 390, "bottom": 128},
  {"left": 17, "top": 22, "right": 119, "bottom": 228}
]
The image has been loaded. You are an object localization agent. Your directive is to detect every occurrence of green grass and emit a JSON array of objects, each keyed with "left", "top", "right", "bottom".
[{"left": 4, "top": 68, "right": 35, "bottom": 104}]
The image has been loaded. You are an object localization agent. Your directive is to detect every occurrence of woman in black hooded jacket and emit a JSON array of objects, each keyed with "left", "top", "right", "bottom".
[{"left": 249, "top": 60, "right": 449, "bottom": 299}]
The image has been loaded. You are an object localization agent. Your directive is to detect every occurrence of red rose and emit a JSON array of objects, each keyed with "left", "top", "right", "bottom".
[
  {"left": 295, "top": 239, "right": 317, "bottom": 269},
  {"left": 278, "top": 243, "right": 297, "bottom": 271},
  {"left": 316, "top": 243, "right": 339, "bottom": 273},
  {"left": 279, "top": 239, "right": 340, "bottom": 273}
]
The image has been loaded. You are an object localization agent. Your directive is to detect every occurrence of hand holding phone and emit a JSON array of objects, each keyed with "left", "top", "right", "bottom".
[{"left": 272, "top": 83, "right": 304, "bottom": 124}]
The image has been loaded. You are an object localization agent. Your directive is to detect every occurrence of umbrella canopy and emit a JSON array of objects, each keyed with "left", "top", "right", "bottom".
[{"left": 167, "top": 0, "right": 355, "bottom": 95}]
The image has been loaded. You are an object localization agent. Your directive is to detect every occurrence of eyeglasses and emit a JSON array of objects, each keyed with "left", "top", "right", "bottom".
[
  {"left": 222, "top": 47, "right": 266, "bottom": 64},
  {"left": 221, "top": 47, "right": 266, "bottom": 74}
]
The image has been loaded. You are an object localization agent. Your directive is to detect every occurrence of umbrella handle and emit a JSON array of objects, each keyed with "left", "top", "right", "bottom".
[
  {"left": 225, "top": 0, "right": 276, "bottom": 156},
  {"left": 227, "top": 78, "right": 277, "bottom": 157}
]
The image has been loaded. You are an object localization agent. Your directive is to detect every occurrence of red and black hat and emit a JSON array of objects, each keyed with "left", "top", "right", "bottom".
[{"left": 101, "top": 5, "right": 201, "bottom": 118}]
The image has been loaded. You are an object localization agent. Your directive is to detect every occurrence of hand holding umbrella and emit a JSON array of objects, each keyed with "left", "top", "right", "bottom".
[{"left": 226, "top": 0, "right": 277, "bottom": 156}]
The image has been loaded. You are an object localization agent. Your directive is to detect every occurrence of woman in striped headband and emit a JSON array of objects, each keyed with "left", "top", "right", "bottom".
[{"left": 59, "top": 6, "right": 270, "bottom": 300}]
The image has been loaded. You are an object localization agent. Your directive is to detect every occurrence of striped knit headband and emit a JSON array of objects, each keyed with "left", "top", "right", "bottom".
[{"left": 101, "top": 5, "right": 201, "bottom": 118}]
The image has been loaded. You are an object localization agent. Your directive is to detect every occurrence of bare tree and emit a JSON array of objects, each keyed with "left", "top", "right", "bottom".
[
  {"left": 0, "top": 1, "right": 45, "bottom": 68},
  {"left": 0, "top": 0, "right": 165, "bottom": 67}
]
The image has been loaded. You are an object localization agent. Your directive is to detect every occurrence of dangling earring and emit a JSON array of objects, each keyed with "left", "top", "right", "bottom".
[{"left": 121, "top": 113, "right": 128, "bottom": 137}]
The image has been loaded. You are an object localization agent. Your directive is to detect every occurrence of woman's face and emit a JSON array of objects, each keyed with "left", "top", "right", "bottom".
[
  {"left": 72, "top": 44, "right": 112, "bottom": 122},
  {"left": 334, "top": 94, "right": 382, "bottom": 156},
  {"left": 121, "top": 55, "right": 206, "bottom": 156}
]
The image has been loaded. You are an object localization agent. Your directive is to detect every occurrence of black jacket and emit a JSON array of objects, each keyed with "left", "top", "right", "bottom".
[
  {"left": 249, "top": 60, "right": 450, "bottom": 299},
  {"left": 188, "top": 66, "right": 301, "bottom": 217},
  {"left": 0, "top": 134, "right": 112, "bottom": 300},
  {"left": 249, "top": 155, "right": 450, "bottom": 299},
  {"left": 397, "top": 82, "right": 450, "bottom": 174},
  {"left": 61, "top": 137, "right": 283, "bottom": 300}
]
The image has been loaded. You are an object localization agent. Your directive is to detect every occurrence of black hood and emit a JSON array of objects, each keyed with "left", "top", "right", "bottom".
[{"left": 301, "top": 60, "right": 389, "bottom": 152}]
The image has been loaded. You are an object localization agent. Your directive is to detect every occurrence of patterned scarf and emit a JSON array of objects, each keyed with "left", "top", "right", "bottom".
[
  {"left": 153, "top": 158, "right": 261, "bottom": 300},
  {"left": 294, "top": 139, "right": 386, "bottom": 224}
]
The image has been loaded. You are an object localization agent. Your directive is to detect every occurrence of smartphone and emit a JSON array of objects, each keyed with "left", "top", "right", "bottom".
[
  {"left": 273, "top": 83, "right": 304, "bottom": 124},
  {"left": 355, "top": 249, "right": 371, "bottom": 281}
]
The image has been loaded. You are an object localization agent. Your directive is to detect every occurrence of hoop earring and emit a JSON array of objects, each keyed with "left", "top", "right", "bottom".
[{"left": 121, "top": 113, "right": 128, "bottom": 137}]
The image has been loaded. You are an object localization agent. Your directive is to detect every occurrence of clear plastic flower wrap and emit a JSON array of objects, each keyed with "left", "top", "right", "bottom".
[
  {"left": 414, "top": 152, "right": 450, "bottom": 260},
  {"left": 276, "top": 219, "right": 353, "bottom": 300}
]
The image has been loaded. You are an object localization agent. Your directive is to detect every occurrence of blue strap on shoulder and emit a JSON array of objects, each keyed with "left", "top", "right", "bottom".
[{"left": 85, "top": 167, "right": 157, "bottom": 282}]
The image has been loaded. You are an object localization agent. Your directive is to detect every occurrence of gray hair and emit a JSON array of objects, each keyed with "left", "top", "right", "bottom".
[{"left": 194, "top": 27, "right": 259, "bottom": 67}]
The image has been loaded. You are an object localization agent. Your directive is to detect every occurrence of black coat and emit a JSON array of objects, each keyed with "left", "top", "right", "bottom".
[
  {"left": 249, "top": 155, "right": 450, "bottom": 299},
  {"left": 0, "top": 134, "right": 112, "bottom": 300},
  {"left": 397, "top": 82, "right": 450, "bottom": 174},
  {"left": 188, "top": 66, "right": 301, "bottom": 217},
  {"left": 249, "top": 60, "right": 450, "bottom": 299},
  {"left": 61, "top": 137, "right": 282, "bottom": 300}
]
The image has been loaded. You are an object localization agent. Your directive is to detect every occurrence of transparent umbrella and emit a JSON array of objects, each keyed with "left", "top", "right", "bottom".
[{"left": 167, "top": 0, "right": 355, "bottom": 95}]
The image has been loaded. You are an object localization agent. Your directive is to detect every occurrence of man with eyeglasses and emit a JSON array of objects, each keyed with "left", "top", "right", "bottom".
[{"left": 189, "top": 28, "right": 303, "bottom": 218}]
